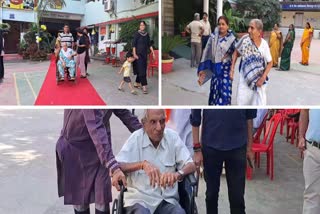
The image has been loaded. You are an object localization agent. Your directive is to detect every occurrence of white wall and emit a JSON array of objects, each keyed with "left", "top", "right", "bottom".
[{"left": 47, "top": 0, "right": 85, "bottom": 15}]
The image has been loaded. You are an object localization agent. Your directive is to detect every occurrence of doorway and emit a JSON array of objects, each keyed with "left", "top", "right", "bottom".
[{"left": 4, "top": 21, "right": 21, "bottom": 54}]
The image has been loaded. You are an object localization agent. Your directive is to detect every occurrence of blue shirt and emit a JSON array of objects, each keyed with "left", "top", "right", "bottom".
[
  {"left": 306, "top": 109, "right": 320, "bottom": 142},
  {"left": 190, "top": 109, "right": 257, "bottom": 151}
]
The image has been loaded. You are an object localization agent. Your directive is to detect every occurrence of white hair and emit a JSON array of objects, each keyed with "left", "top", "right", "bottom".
[
  {"left": 251, "top": 19, "right": 263, "bottom": 31},
  {"left": 141, "top": 109, "right": 166, "bottom": 124}
]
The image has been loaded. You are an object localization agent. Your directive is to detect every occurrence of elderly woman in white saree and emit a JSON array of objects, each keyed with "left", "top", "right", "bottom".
[
  {"left": 197, "top": 16, "right": 237, "bottom": 105},
  {"left": 230, "top": 19, "right": 273, "bottom": 106},
  {"left": 57, "top": 42, "right": 77, "bottom": 81}
]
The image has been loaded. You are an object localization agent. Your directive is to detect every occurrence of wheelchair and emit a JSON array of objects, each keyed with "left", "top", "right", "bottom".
[
  {"left": 55, "top": 46, "right": 77, "bottom": 85},
  {"left": 112, "top": 173, "right": 198, "bottom": 214}
]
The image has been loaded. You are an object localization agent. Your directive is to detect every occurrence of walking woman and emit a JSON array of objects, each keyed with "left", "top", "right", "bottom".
[
  {"left": 76, "top": 29, "right": 87, "bottom": 78},
  {"left": 269, "top": 23, "right": 282, "bottom": 67},
  {"left": 0, "top": 29, "right": 5, "bottom": 83},
  {"left": 279, "top": 24, "right": 295, "bottom": 71},
  {"left": 300, "top": 22, "right": 313, "bottom": 66},
  {"left": 197, "top": 16, "right": 237, "bottom": 105},
  {"left": 132, "top": 21, "right": 155, "bottom": 94},
  {"left": 56, "top": 109, "right": 142, "bottom": 214},
  {"left": 83, "top": 27, "right": 91, "bottom": 76},
  {"left": 231, "top": 19, "right": 273, "bottom": 106}
]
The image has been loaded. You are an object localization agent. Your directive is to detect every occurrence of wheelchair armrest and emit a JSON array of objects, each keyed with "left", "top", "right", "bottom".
[{"left": 184, "top": 173, "right": 197, "bottom": 186}]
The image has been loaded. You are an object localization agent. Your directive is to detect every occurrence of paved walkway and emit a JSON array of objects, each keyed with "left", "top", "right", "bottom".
[
  {"left": 0, "top": 110, "right": 304, "bottom": 214},
  {"left": 0, "top": 60, "right": 158, "bottom": 105},
  {"left": 163, "top": 38, "right": 320, "bottom": 105}
]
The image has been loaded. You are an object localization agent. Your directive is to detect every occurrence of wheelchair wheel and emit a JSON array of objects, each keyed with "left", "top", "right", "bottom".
[{"left": 112, "top": 199, "right": 118, "bottom": 214}]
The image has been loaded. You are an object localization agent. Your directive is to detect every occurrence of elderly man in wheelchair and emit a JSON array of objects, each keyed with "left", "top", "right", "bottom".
[
  {"left": 114, "top": 109, "right": 197, "bottom": 214},
  {"left": 57, "top": 42, "right": 77, "bottom": 81}
]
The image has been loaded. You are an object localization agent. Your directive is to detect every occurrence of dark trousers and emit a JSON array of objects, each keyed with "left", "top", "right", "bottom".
[
  {"left": 124, "top": 201, "right": 185, "bottom": 214},
  {"left": 202, "top": 35, "right": 210, "bottom": 50},
  {"left": 136, "top": 74, "right": 147, "bottom": 86},
  {"left": 0, "top": 56, "right": 4, "bottom": 79},
  {"left": 202, "top": 144, "right": 247, "bottom": 214}
]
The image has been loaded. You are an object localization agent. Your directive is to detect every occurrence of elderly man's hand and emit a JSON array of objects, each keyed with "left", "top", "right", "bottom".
[
  {"left": 143, "top": 161, "right": 161, "bottom": 188},
  {"left": 160, "top": 172, "right": 178, "bottom": 188},
  {"left": 112, "top": 168, "right": 127, "bottom": 191}
]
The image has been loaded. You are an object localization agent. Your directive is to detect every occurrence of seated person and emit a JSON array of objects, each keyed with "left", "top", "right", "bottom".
[
  {"left": 116, "top": 109, "right": 196, "bottom": 214},
  {"left": 57, "top": 42, "right": 77, "bottom": 81}
]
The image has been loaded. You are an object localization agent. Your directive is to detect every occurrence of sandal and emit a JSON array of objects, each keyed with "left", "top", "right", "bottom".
[
  {"left": 118, "top": 87, "right": 124, "bottom": 92},
  {"left": 131, "top": 90, "right": 138, "bottom": 95},
  {"left": 134, "top": 83, "right": 141, "bottom": 89},
  {"left": 143, "top": 90, "right": 148, "bottom": 94},
  {"left": 80, "top": 75, "right": 87, "bottom": 78}
]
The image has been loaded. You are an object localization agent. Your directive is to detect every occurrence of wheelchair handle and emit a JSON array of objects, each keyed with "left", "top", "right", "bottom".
[{"left": 118, "top": 180, "right": 127, "bottom": 193}]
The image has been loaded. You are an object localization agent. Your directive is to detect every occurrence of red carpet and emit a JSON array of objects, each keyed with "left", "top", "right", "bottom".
[{"left": 35, "top": 56, "right": 106, "bottom": 105}]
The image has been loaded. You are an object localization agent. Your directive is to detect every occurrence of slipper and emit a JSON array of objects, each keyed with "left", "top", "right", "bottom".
[
  {"left": 118, "top": 88, "right": 124, "bottom": 92},
  {"left": 80, "top": 75, "right": 87, "bottom": 78},
  {"left": 131, "top": 90, "right": 138, "bottom": 95},
  {"left": 143, "top": 90, "right": 148, "bottom": 94}
]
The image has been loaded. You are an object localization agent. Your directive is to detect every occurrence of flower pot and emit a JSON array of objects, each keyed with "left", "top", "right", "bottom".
[
  {"left": 111, "top": 57, "right": 116, "bottom": 65},
  {"left": 181, "top": 32, "right": 186, "bottom": 37},
  {"left": 105, "top": 56, "right": 111, "bottom": 64},
  {"left": 162, "top": 57, "right": 174, "bottom": 74},
  {"left": 106, "top": 47, "right": 111, "bottom": 54},
  {"left": 111, "top": 47, "right": 116, "bottom": 55},
  {"left": 120, "top": 51, "right": 127, "bottom": 62}
]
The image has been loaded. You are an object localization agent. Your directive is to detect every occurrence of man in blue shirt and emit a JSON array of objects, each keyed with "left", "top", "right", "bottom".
[
  {"left": 190, "top": 109, "right": 256, "bottom": 214},
  {"left": 298, "top": 109, "right": 320, "bottom": 214}
]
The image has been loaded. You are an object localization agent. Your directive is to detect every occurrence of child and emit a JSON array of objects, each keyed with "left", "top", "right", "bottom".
[{"left": 118, "top": 52, "right": 137, "bottom": 95}]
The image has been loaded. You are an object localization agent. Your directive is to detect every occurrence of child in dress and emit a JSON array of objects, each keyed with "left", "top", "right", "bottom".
[{"left": 118, "top": 52, "right": 137, "bottom": 95}]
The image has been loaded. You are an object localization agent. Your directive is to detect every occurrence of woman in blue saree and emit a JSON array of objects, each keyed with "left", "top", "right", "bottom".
[{"left": 197, "top": 16, "right": 237, "bottom": 105}]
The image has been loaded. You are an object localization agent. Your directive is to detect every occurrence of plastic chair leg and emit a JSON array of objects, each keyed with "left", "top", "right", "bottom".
[
  {"left": 270, "top": 150, "right": 274, "bottom": 180},
  {"left": 246, "top": 165, "right": 252, "bottom": 180}
]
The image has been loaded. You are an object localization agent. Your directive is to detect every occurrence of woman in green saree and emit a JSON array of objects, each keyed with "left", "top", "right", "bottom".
[{"left": 279, "top": 24, "right": 295, "bottom": 71}]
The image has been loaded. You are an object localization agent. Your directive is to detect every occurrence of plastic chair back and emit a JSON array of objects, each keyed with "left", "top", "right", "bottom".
[
  {"left": 261, "top": 113, "right": 282, "bottom": 150},
  {"left": 253, "top": 112, "right": 268, "bottom": 144},
  {"left": 149, "top": 50, "right": 159, "bottom": 66}
]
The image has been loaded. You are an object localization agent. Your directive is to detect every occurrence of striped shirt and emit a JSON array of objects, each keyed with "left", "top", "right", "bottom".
[{"left": 58, "top": 32, "right": 74, "bottom": 48}]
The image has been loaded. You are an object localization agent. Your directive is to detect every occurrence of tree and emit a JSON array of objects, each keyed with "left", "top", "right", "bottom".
[
  {"left": 35, "top": 0, "right": 66, "bottom": 49},
  {"left": 235, "top": 0, "right": 281, "bottom": 31}
]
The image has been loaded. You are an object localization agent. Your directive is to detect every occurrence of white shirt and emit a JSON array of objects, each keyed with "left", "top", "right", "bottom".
[
  {"left": 253, "top": 109, "right": 268, "bottom": 129},
  {"left": 200, "top": 19, "right": 211, "bottom": 36},
  {"left": 116, "top": 128, "right": 193, "bottom": 213},
  {"left": 166, "top": 109, "right": 193, "bottom": 156},
  {"left": 187, "top": 20, "right": 203, "bottom": 43},
  {"left": 257, "top": 39, "right": 272, "bottom": 64}
]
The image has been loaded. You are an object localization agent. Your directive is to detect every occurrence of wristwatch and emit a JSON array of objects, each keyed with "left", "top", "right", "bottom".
[{"left": 177, "top": 170, "right": 185, "bottom": 182}]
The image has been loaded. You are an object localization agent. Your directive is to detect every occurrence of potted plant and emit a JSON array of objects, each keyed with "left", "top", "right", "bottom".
[
  {"left": 162, "top": 33, "right": 188, "bottom": 73},
  {"left": 119, "top": 19, "right": 141, "bottom": 61},
  {"left": 224, "top": 8, "right": 247, "bottom": 38},
  {"left": 179, "top": 22, "right": 187, "bottom": 37}
]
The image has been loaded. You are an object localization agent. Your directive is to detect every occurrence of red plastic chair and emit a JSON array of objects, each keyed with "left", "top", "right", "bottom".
[
  {"left": 247, "top": 113, "right": 282, "bottom": 181},
  {"left": 148, "top": 50, "right": 159, "bottom": 78},
  {"left": 253, "top": 112, "right": 268, "bottom": 144}
]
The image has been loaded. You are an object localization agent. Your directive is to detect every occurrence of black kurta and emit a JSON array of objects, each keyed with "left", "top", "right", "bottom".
[{"left": 132, "top": 31, "right": 151, "bottom": 78}]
